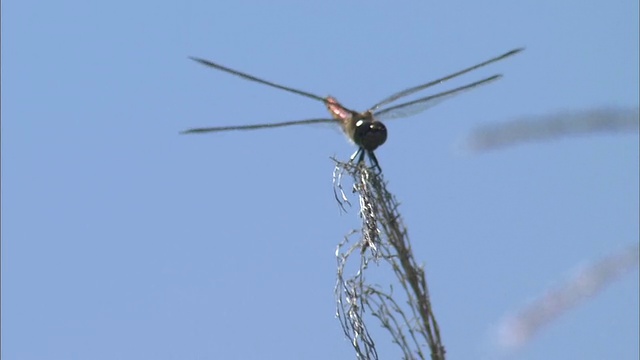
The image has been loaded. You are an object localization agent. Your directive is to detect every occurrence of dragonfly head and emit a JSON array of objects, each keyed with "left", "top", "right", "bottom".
[{"left": 354, "top": 119, "right": 387, "bottom": 151}]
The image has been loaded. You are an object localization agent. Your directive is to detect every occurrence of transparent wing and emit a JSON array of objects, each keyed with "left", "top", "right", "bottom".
[
  {"left": 368, "top": 48, "right": 523, "bottom": 112},
  {"left": 189, "top": 57, "right": 327, "bottom": 103},
  {"left": 181, "top": 118, "right": 337, "bottom": 134},
  {"left": 374, "top": 75, "right": 501, "bottom": 121}
]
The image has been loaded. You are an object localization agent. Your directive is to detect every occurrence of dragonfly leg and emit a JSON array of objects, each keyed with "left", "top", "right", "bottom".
[
  {"left": 357, "top": 150, "right": 366, "bottom": 164},
  {"left": 349, "top": 148, "right": 363, "bottom": 164},
  {"left": 348, "top": 148, "right": 381, "bottom": 172},
  {"left": 367, "top": 150, "right": 383, "bottom": 173}
]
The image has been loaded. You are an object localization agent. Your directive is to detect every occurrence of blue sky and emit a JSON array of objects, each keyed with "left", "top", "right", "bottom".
[{"left": 2, "top": 1, "right": 638, "bottom": 359}]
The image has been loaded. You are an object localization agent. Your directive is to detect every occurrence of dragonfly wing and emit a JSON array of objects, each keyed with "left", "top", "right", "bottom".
[
  {"left": 181, "top": 118, "right": 336, "bottom": 134},
  {"left": 368, "top": 48, "right": 523, "bottom": 112},
  {"left": 374, "top": 75, "right": 502, "bottom": 121},
  {"left": 190, "top": 57, "right": 327, "bottom": 103}
]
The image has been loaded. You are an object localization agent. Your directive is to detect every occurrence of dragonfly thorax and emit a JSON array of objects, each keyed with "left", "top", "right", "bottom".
[{"left": 353, "top": 119, "right": 387, "bottom": 151}]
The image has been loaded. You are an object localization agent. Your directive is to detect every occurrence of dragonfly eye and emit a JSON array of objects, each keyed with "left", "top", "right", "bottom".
[{"left": 354, "top": 120, "right": 387, "bottom": 151}]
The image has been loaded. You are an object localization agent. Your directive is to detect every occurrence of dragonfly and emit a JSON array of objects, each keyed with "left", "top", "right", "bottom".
[{"left": 182, "top": 48, "right": 523, "bottom": 171}]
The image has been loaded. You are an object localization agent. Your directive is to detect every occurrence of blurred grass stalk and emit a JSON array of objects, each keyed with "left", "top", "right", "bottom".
[
  {"left": 465, "top": 107, "right": 639, "bottom": 151},
  {"left": 466, "top": 106, "right": 639, "bottom": 353},
  {"left": 495, "top": 244, "right": 639, "bottom": 351}
]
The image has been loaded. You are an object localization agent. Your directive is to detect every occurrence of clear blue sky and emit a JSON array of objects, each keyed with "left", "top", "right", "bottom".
[{"left": 3, "top": 1, "right": 638, "bottom": 359}]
